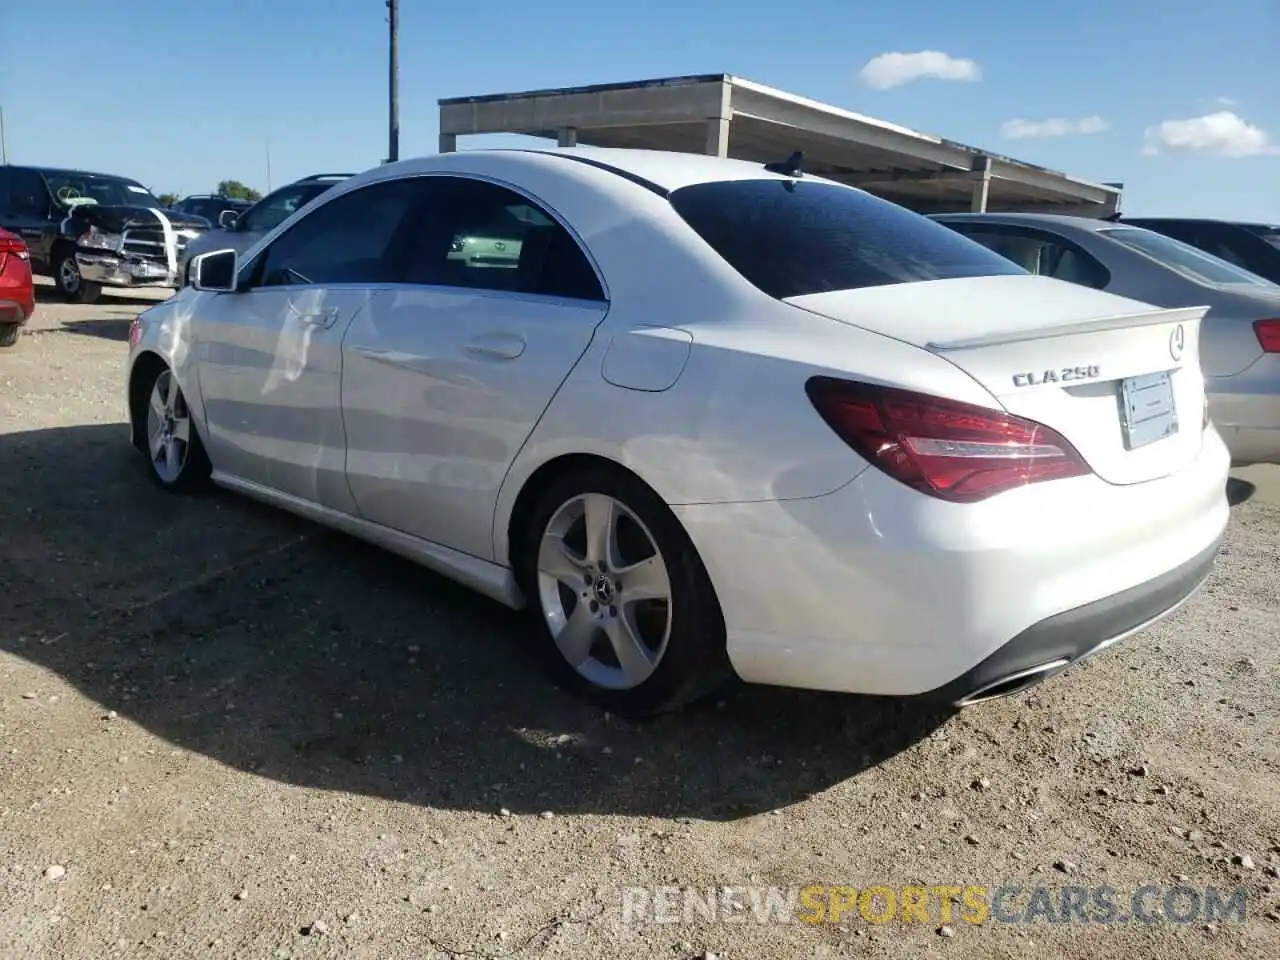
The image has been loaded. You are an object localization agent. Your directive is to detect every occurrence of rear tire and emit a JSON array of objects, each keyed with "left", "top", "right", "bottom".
[
  {"left": 0, "top": 324, "right": 18, "bottom": 348},
  {"left": 135, "top": 363, "right": 212, "bottom": 493},
  {"left": 517, "top": 467, "right": 731, "bottom": 718},
  {"left": 53, "top": 249, "right": 102, "bottom": 304}
]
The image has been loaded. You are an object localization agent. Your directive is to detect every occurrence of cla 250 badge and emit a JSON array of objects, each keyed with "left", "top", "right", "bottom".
[{"left": 1012, "top": 365, "right": 1101, "bottom": 387}]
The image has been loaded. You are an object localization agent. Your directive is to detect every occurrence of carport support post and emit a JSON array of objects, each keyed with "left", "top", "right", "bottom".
[
  {"left": 705, "top": 80, "right": 733, "bottom": 158},
  {"left": 705, "top": 117, "right": 731, "bottom": 157},
  {"left": 970, "top": 155, "right": 992, "bottom": 212},
  {"left": 557, "top": 126, "right": 578, "bottom": 147},
  {"left": 439, "top": 133, "right": 457, "bottom": 153}
]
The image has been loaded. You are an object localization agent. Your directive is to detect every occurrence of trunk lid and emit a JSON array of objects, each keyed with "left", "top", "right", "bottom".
[{"left": 787, "top": 274, "right": 1209, "bottom": 485}]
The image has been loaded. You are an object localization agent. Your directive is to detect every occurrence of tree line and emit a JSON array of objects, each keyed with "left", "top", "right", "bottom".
[{"left": 152, "top": 180, "right": 264, "bottom": 207}]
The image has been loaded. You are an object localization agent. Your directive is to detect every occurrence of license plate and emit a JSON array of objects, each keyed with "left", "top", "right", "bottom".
[{"left": 1119, "top": 371, "right": 1179, "bottom": 450}]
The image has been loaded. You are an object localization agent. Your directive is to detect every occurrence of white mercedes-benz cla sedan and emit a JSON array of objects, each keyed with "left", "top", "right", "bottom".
[{"left": 125, "top": 147, "right": 1230, "bottom": 717}]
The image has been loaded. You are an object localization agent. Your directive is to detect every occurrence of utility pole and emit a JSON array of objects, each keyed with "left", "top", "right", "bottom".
[
  {"left": 0, "top": 107, "right": 8, "bottom": 165},
  {"left": 387, "top": 0, "right": 399, "bottom": 163},
  {"left": 265, "top": 138, "right": 273, "bottom": 192}
]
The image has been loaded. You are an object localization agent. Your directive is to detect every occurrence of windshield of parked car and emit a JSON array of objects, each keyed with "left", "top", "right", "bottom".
[
  {"left": 43, "top": 173, "right": 163, "bottom": 209},
  {"left": 1098, "top": 226, "right": 1276, "bottom": 287},
  {"left": 668, "top": 179, "right": 1025, "bottom": 299},
  {"left": 241, "top": 183, "right": 338, "bottom": 233},
  {"left": 1243, "top": 225, "right": 1280, "bottom": 251}
]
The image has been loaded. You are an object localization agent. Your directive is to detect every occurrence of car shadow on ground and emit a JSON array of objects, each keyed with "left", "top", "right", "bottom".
[
  {"left": 55, "top": 318, "right": 133, "bottom": 341},
  {"left": 1, "top": 423, "right": 954, "bottom": 822},
  {"left": 33, "top": 285, "right": 165, "bottom": 309}
]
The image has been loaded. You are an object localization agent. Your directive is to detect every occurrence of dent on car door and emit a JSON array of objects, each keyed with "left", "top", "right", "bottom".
[
  {"left": 341, "top": 175, "right": 610, "bottom": 559},
  {"left": 197, "top": 178, "right": 425, "bottom": 509}
]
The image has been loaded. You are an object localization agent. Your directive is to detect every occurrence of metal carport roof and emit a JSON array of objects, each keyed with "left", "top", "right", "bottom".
[{"left": 438, "top": 74, "right": 1122, "bottom": 217}]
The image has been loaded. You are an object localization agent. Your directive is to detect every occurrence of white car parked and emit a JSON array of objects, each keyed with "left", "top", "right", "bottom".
[{"left": 126, "top": 147, "right": 1230, "bottom": 717}]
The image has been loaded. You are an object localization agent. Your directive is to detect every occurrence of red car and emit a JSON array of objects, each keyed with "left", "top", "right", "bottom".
[{"left": 0, "top": 228, "right": 35, "bottom": 348}]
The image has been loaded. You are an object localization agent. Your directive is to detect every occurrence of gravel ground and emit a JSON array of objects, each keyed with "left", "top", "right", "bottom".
[{"left": 2, "top": 281, "right": 1278, "bottom": 960}]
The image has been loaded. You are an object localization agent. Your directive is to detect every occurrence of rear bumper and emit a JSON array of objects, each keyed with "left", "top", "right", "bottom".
[
  {"left": 923, "top": 532, "right": 1222, "bottom": 705},
  {"left": 0, "top": 296, "right": 33, "bottom": 325},
  {"left": 76, "top": 251, "right": 177, "bottom": 289},
  {"left": 1208, "top": 358, "right": 1280, "bottom": 465},
  {"left": 673, "top": 426, "right": 1231, "bottom": 698}
]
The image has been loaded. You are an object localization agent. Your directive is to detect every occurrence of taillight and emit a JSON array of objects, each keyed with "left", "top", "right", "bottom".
[
  {"left": 0, "top": 234, "right": 27, "bottom": 271},
  {"left": 805, "top": 377, "right": 1091, "bottom": 503},
  {"left": 1255, "top": 319, "right": 1280, "bottom": 353}
]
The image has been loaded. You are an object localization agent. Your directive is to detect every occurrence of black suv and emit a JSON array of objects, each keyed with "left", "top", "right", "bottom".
[
  {"left": 1119, "top": 218, "right": 1280, "bottom": 285},
  {"left": 169, "top": 194, "right": 254, "bottom": 230},
  {"left": 0, "top": 165, "right": 210, "bottom": 303}
]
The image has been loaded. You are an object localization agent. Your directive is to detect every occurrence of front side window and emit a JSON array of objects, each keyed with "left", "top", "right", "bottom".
[
  {"left": 1099, "top": 226, "right": 1275, "bottom": 287},
  {"left": 400, "top": 177, "right": 604, "bottom": 300},
  {"left": 669, "top": 179, "right": 1025, "bottom": 300},
  {"left": 252, "top": 179, "right": 425, "bottom": 287},
  {"left": 9, "top": 170, "right": 50, "bottom": 215}
]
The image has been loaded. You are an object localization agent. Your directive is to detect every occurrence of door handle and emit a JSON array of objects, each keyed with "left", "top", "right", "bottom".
[
  {"left": 298, "top": 306, "right": 341, "bottom": 328},
  {"left": 464, "top": 332, "right": 526, "bottom": 360}
]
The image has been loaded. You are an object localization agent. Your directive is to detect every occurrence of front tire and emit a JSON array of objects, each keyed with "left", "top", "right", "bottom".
[
  {"left": 518, "top": 468, "right": 730, "bottom": 717},
  {"left": 53, "top": 249, "right": 102, "bottom": 304},
  {"left": 137, "top": 364, "right": 212, "bottom": 493},
  {"left": 0, "top": 324, "right": 18, "bottom": 348}
]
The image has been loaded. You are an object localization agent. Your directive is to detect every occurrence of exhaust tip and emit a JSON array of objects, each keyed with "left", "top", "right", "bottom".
[{"left": 954, "top": 659, "right": 1070, "bottom": 707}]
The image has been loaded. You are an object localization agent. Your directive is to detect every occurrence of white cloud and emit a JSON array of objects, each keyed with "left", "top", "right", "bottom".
[
  {"left": 1143, "top": 111, "right": 1277, "bottom": 158},
  {"left": 859, "top": 51, "right": 981, "bottom": 90},
  {"left": 1000, "top": 116, "right": 1109, "bottom": 140}
]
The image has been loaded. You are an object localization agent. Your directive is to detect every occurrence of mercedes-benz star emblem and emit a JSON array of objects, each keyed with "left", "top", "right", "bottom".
[{"left": 1169, "top": 323, "right": 1185, "bottom": 361}]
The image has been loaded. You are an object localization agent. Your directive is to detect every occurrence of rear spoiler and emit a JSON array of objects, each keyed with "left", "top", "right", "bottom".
[{"left": 927, "top": 305, "right": 1210, "bottom": 351}]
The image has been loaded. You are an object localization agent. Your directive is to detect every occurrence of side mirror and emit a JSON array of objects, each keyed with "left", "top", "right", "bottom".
[
  {"left": 219, "top": 210, "right": 240, "bottom": 229},
  {"left": 191, "top": 249, "right": 239, "bottom": 293}
]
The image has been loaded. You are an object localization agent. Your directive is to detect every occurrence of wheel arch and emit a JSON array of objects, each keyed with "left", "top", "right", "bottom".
[
  {"left": 504, "top": 453, "right": 637, "bottom": 579},
  {"left": 128, "top": 351, "right": 169, "bottom": 452},
  {"left": 127, "top": 351, "right": 211, "bottom": 456}
]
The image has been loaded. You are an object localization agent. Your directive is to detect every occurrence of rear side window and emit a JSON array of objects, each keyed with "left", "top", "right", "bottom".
[
  {"left": 1099, "top": 226, "right": 1275, "bottom": 288},
  {"left": 668, "top": 179, "right": 1025, "bottom": 299}
]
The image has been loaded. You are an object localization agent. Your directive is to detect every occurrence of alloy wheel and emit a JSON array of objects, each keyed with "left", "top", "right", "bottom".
[
  {"left": 59, "top": 257, "right": 81, "bottom": 295},
  {"left": 145, "top": 370, "right": 192, "bottom": 484},
  {"left": 536, "top": 492, "right": 674, "bottom": 690}
]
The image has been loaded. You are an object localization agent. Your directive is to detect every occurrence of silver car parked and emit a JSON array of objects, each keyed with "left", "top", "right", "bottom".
[
  {"left": 177, "top": 174, "right": 351, "bottom": 284},
  {"left": 934, "top": 213, "right": 1280, "bottom": 465}
]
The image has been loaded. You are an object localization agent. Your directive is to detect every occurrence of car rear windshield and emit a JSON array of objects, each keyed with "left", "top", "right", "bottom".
[
  {"left": 1098, "top": 226, "right": 1275, "bottom": 287},
  {"left": 667, "top": 179, "right": 1025, "bottom": 299}
]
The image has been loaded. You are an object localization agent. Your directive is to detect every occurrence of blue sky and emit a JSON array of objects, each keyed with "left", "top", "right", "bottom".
[{"left": 2, "top": 0, "right": 1276, "bottom": 219}]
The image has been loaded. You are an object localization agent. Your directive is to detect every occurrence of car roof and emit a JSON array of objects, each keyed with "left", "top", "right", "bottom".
[
  {"left": 1120, "top": 216, "right": 1277, "bottom": 230},
  {"left": 12, "top": 164, "right": 142, "bottom": 182},
  {"left": 373, "top": 147, "right": 837, "bottom": 196},
  {"left": 931, "top": 211, "right": 1121, "bottom": 232}
]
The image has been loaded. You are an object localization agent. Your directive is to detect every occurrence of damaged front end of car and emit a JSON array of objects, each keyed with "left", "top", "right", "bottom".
[{"left": 60, "top": 201, "right": 208, "bottom": 291}]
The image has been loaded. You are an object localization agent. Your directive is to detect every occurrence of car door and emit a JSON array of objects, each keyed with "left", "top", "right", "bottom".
[
  {"left": 195, "top": 177, "right": 426, "bottom": 510},
  {"left": 341, "top": 174, "right": 609, "bottom": 559},
  {"left": 1, "top": 168, "right": 58, "bottom": 269}
]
